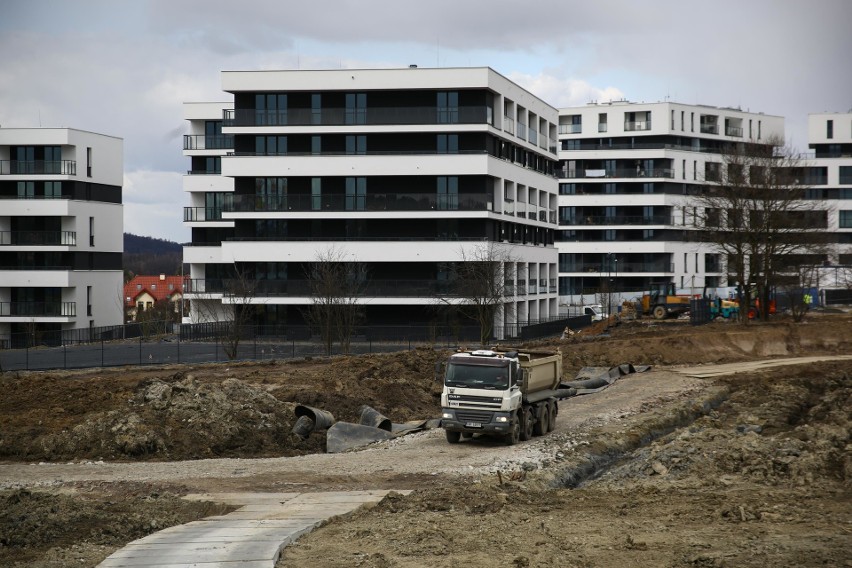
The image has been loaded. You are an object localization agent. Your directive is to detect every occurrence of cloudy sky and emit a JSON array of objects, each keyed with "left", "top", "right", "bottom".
[{"left": 2, "top": 0, "right": 850, "bottom": 243}]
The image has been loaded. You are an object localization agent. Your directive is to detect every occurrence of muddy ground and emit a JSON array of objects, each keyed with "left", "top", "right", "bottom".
[{"left": 0, "top": 314, "right": 850, "bottom": 566}]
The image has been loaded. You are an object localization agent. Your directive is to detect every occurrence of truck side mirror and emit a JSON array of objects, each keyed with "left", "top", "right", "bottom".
[
  {"left": 516, "top": 369, "right": 528, "bottom": 387},
  {"left": 434, "top": 361, "right": 445, "bottom": 382}
]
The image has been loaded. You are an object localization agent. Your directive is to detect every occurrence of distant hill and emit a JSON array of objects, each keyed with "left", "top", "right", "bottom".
[{"left": 124, "top": 233, "right": 184, "bottom": 279}]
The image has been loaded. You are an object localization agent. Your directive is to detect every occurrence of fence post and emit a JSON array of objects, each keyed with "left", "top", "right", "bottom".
[
  {"left": 292, "top": 338, "right": 295, "bottom": 359},
  {"left": 64, "top": 342, "right": 67, "bottom": 370},
  {"left": 26, "top": 344, "right": 29, "bottom": 371},
  {"left": 139, "top": 335, "right": 142, "bottom": 366}
]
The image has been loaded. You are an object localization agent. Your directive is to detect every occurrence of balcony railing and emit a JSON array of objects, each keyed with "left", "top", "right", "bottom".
[
  {"left": 183, "top": 134, "right": 234, "bottom": 150},
  {"left": 226, "top": 192, "right": 493, "bottom": 213},
  {"left": 624, "top": 121, "right": 651, "bottom": 131},
  {"left": 0, "top": 231, "right": 76, "bottom": 246},
  {"left": 561, "top": 168, "right": 674, "bottom": 179},
  {"left": 560, "top": 215, "right": 673, "bottom": 226},
  {"left": 725, "top": 126, "right": 743, "bottom": 137},
  {"left": 0, "top": 302, "right": 76, "bottom": 317},
  {"left": 223, "top": 106, "right": 490, "bottom": 127},
  {"left": 516, "top": 122, "right": 527, "bottom": 141},
  {"left": 528, "top": 128, "right": 538, "bottom": 145},
  {"left": 598, "top": 123, "right": 608, "bottom": 133},
  {"left": 700, "top": 124, "right": 719, "bottom": 135},
  {"left": 184, "top": 207, "right": 224, "bottom": 222},
  {"left": 503, "top": 115, "right": 515, "bottom": 134},
  {"left": 560, "top": 262, "right": 674, "bottom": 273},
  {"left": 185, "top": 278, "right": 517, "bottom": 298},
  {"left": 558, "top": 124, "right": 582, "bottom": 134},
  {"left": 0, "top": 160, "right": 76, "bottom": 175}
]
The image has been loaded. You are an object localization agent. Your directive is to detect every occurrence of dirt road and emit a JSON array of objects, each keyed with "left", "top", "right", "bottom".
[{"left": 1, "top": 316, "right": 850, "bottom": 567}]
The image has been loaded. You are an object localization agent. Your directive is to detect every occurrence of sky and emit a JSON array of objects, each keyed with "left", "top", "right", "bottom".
[{"left": 2, "top": 0, "right": 850, "bottom": 243}]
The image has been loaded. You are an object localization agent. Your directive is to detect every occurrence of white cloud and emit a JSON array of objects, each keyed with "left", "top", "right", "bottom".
[
  {"left": 123, "top": 170, "right": 188, "bottom": 243},
  {"left": 509, "top": 72, "right": 626, "bottom": 109}
]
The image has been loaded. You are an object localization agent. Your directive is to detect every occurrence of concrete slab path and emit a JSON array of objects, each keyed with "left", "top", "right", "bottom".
[
  {"left": 674, "top": 354, "right": 852, "bottom": 378},
  {"left": 97, "top": 490, "right": 409, "bottom": 568}
]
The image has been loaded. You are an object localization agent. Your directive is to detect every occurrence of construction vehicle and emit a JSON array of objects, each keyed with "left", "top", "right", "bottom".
[
  {"left": 438, "top": 348, "right": 569, "bottom": 445},
  {"left": 710, "top": 297, "right": 740, "bottom": 319},
  {"left": 641, "top": 282, "right": 692, "bottom": 319}
]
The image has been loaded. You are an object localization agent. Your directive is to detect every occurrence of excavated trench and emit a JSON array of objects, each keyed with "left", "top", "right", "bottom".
[{"left": 545, "top": 386, "right": 730, "bottom": 488}]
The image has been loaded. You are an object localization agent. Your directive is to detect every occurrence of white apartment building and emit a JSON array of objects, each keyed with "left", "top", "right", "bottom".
[
  {"left": 555, "top": 101, "right": 785, "bottom": 303},
  {"left": 808, "top": 112, "right": 852, "bottom": 302},
  {"left": 183, "top": 67, "right": 560, "bottom": 336},
  {"left": 0, "top": 128, "right": 124, "bottom": 346}
]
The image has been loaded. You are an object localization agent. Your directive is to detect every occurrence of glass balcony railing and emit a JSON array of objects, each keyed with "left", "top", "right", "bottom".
[
  {"left": 558, "top": 124, "right": 582, "bottom": 134},
  {"left": 624, "top": 121, "right": 651, "bottom": 132},
  {"left": 0, "top": 231, "right": 76, "bottom": 246},
  {"left": 226, "top": 192, "right": 493, "bottom": 213},
  {"left": 516, "top": 123, "right": 527, "bottom": 141},
  {"left": 503, "top": 115, "right": 515, "bottom": 134},
  {"left": 560, "top": 215, "right": 673, "bottom": 226},
  {"left": 0, "top": 160, "right": 76, "bottom": 175},
  {"left": 223, "top": 106, "right": 490, "bottom": 127},
  {"left": 183, "top": 134, "right": 234, "bottom": 150},
  {"left": 700, "top": 124, "right": 719, "bottom": 135},
  {"left": 560, "top": 168, "right": 674, "bottom": 179},
  {"left": 183, "top": 207, "right": 224, "bottom": 222},
  {"left": 0, "top": 302, "right": 76, "bottom": 317}
]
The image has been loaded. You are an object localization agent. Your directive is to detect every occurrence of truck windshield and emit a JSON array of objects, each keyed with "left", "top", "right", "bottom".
[{"left": 445, "top": 363, "right": 509, "bottom": 389}]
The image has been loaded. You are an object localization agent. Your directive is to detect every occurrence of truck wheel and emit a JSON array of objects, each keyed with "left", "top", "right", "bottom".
[
  {"left": 533, "top": 404, "right": 549, "bottom": 436},
  {"left": 505, "top": 416, "right": 520, "bottom": 446},
  {"left": 445, "top": 430, "right": 461, "bottom": 444},
  {"left": 652, "top": 305, "right": 667, "bottom": 319},
  {"left": 520, "top": 407, "right": 534, "bottom": 441},
  {"left": 547, "top": 401, "right": 557, "bottom": 432}
]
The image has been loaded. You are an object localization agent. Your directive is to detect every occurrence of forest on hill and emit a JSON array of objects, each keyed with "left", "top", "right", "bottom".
[{"left": 123, "top": 233, "right": 184, "bottom": 279}]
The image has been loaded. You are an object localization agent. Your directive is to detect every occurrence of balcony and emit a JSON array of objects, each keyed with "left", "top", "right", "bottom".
[
  {"left": 598, "top": 123, "right": 608, "bottom": 133},
  {"left": 185, "top": 278, "right": 511, "bottom": 298},
  {"left": 624, "top": 121, "right": 651, "bottom": 132},
  {"left": 560, "top": 262, "right": 674, "bottom": 273},
  {"left": 503, "top": 115, "right": 515, "bottom": 135},
  {"left": 561, "top": 168, "right": 674, "bottom": 179},
  {"left": 226, "top": 192, "right": 493, "bottom": 213},
  {"left": 0, "top": 160, "right": 77, "bottom": 175},
  {"left": 516, "top": 123, "right": 527, "bottom": 141},
  {"left": 183, "top": 134, "right": 234, "bottom": 150},
  {"left": 223, "top": 106, "right": 490, "bottom": 127},
  {"left": 558, "top": 124, "right": 582, "bottom": 135},
  {"left": 561, "top": 215, "right": 673, "bottom": 226},
  {"left": 700, "top": 124, "right": 719, "bottom": 135},
  {"left": 184, "top": 207, "right": 224, "bottom": 222},
  {"left": 0, "top": 231, "right": 76, "bottom": 246},
  {"left": 725, "top": 126, "right": 743, "bottom": 137},
  {"left": 0, "top": 301, "right": 76, "bottom": 317},
  {"left": 529, "top": 129, "right": 538, "bottom": 145}
]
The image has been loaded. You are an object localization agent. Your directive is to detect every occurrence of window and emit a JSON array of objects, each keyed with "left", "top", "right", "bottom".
[
  {"left": 89, "top": 216, "right": 95, "bottom": 246},
  {"left": 604, "top": 229, "right": 616, "bottom": 241},
  {"left": 204, "top": 156, "right": 221, "bottom": 174},
  {"left": 255, "top": 136, "right": 287, "bottom": 155},
  {"left": 346, "top": 135, "right": 366, "bottom": 155},
  {"left": 45, "top": 181, "right": 61, "bottom": 198},
  {"left": 311, "top": 178, "right": 322, "bottom": 210},
  {"left": 682, "top": 159, "right": 686, "bottom": 180},
  {"left": 86, "top": 147, "right": 92, "bottom": 177},
  {"left": 345, "top": 177, "right": 366, "bottom": 210},
  {"left": 693, "top": 160, "right": 697, "bottom": 180},
  {"left": 671, "top": 110, "right": 675, "bottom": 129},
  {"left": 437, "top": 91, "right": 459, "bottom": 124},
  {"left": 559, "top": 183, "right": 576, "bottom": 195},
  {"left": 437, "top": 176, "right": 458, "bottom": 210},
  {"left": 758, "top": 120, "right": 761, "bottom": 140},
  {"left": 136, "top": 284, "right": 142, "bottom": 290},
  {"left": 311, "top": 94, "right": 322, "bottom": 125},
  {"left": 840, "top": 210, "right": 852, "bottom": 229},
  {"left": 87, "top": 286, "right": 92, "bottom": 316},
  {"left": 561, "top": 139, "right": 580, "bottom": 150},
  {"left": 690, "top": 112, "right": 694, "bottom": 132},
  {"left": 255, "top": 94, "right": 287, "bottom": 126},
  {"left": 598, "top": 113, "right": 607, "bottom": 133},
  {"left": 827, "top": 119, "right": 834, "bottom": 139},
  {"left": 840, "top": 166, "right": 852, "bottom": 185},
  {"left": 311, "top": 136, "right": 321, "bottom": 155},
  {"left": 17, "top": 181, "right": 34, "bottom": 198},
  {"left": 681, "top": 111, "right": 684, "bottom": 131},
  {"left": 255, "top": 177, "right": 287, "bottom": 210},
  {"left": 437, "top": 134, "right": 459, "bottom": 154},
  {"left": 345, "top": 93, "right": 367, "bottom": 125},
  {"left": 605, "top": 183, "right": 616, "bottom": 194}
]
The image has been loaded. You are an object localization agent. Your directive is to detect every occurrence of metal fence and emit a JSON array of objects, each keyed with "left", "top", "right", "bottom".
[{"left": 0, "top": 317, "right": 589, "bottom": 372}]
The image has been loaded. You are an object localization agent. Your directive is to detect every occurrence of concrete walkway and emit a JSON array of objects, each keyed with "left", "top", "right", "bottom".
[
  {"left": 674, "top": 354, "right": 852, "bottom": 378},
  {"left": 98, "top": 490, "right": 408, "bottom": 567}
]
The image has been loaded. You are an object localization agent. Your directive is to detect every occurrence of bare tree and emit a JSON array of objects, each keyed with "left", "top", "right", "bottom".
[
  {"left": 193, "top": 265, "right": 261, "bottom": 360},
  {"left": 302, "top": 246, "right": 367, "bottom": 355},
  {"left": 696, "top": 135, "right": 830, "bottom": 323},
  {"left": 439, "top": 242, "right": 516, "bottom": 345}
]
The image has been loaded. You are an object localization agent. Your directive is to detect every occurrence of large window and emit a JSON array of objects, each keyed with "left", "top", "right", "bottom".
[
  {"left": 437, "top": 176, "right": 458, "bottom": 210},
  {"left": 839, "top": 166, "right": 852, "bottom": 185},
  {"left": 255, "top": 94, "right": 287, "bottom": 126},
  {"left": 437, "top": 134, "right": 458, "bottom": 154},
  {"left": 437, "top": 91, "right": 459, "bottom": 124},
  {"left": 255, "top": 136, "right": 287, "bottom": 155},
  {"left": 255, "top": 177, "right": 287, "bottom": 210},
  {"left": 346, "top": 135, "right": 366, "bottom": 155},
  {"left": 345, "top": 177, "right": 366, "bottom": 211},
  {"left": 311, "top": 178, "right": 322, "bottom": 210},
  {"left": 840, "top": 210, "right": 852, "bottom": 229},
  {"left": 311, "top": 94, "right": 322, "bottom": 125},
  {"left": 345, "top": 93, "right": 367, "bottom": 125}
]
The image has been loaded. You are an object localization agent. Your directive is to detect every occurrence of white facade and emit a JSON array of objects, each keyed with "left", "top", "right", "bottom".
[
  {"left": 808, "top": 112, "right": 852, "bottom": 303},
  {"left": 183, "top": 67, "right": 560, "bottom": 336},
  {"left": 0, "top": 128, "right": 124, "bottom": 345},
  {"left": 555, "top": 101, "right": 785, "bottom": 304}
]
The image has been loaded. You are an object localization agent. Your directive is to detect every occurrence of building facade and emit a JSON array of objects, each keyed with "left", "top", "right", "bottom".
[
  {"left": 555, "top": 101, "right": 785, "bottom": 304},
  {"left": 183, "top": 67, "right": 560, "bottom": 335},
  {"left": 807, "top": 112, "right": 852, "bottom": 301},
  {"left": 0, "top": 128, "right": 124, "bottom": 346}
]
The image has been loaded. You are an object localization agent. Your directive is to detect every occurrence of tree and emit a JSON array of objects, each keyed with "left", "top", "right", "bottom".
[
  {"left": 776, "top": 263, "right": 820, "bottom": 323},
  {"left": 440, "top": 242, "right": 516, "bottom": 345},
  {"left": 302, "top": 246, "right": 367, "bottom": 355},
  {"left": 696, "top": 135, "right": 830, "bottom": 323},
  {"left": 193, "top": 265, "right": 261, "bottom": 360}
]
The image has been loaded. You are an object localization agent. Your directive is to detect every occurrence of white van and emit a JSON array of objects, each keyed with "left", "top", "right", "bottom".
[{"left": 565, "top": 304, "right": 604, "bottom": 322}]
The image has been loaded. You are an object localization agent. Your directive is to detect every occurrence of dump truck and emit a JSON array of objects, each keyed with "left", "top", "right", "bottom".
[{"left": 438, "top": 348, "right": 569, "bottom": 445}]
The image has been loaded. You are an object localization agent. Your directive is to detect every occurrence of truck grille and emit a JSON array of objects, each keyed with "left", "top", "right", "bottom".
[{"left": 455, "top": 410, "right": 494, "bottom": 423}]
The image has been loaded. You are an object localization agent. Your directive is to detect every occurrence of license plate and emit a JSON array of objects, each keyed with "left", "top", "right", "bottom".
[{"left": 465, "top": 422, "right": 482, "bottom": 428}]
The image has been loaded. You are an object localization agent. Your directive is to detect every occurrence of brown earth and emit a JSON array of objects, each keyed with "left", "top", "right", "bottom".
[{"left": 0, "top": 314, "right": 850, "bottom": 567}]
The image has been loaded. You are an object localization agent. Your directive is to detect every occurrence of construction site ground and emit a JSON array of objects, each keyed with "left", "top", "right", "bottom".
[{"left": 1, "top": 314, "right": 850, "bottom": 567}]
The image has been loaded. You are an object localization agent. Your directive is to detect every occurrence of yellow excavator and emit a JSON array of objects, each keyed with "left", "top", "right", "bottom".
[{"left": 641, "top": 282, "right": 693, "bottom": 319}]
